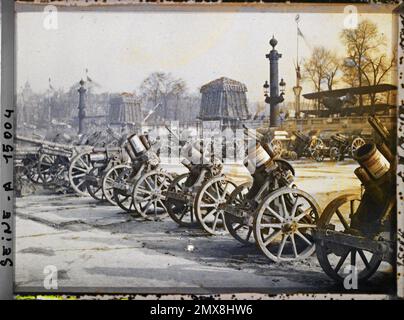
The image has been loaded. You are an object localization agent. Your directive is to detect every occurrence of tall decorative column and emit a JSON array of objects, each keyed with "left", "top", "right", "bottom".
[
  {"left": 265, "top": 36, "right": 284, "bottom": 127},
  {"left": 77, "top": 79, "right": 86, "bottom": 134}
]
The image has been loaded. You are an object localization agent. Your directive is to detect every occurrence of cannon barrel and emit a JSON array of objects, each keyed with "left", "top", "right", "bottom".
[
  {"left": 368, "top": 116, "right": 391, "bottom": 147},
  {"left": 16, "top": 135, "right": 75, "bottom": 152}
]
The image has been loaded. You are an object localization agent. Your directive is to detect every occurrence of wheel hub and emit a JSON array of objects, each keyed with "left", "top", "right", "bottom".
[{"left": 281, "top": 220, "right": 298, "bottom": 234}]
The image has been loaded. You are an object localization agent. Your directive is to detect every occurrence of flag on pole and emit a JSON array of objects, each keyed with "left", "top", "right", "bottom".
[
  {"left": 297, "top": 26, "right": 304, "bottom": 38},
  {"left": 295, "top": 14, "right": 300, "bottom": 23},
  {"left": 48, "top": 77, "right": 54, "bottom": 90}
]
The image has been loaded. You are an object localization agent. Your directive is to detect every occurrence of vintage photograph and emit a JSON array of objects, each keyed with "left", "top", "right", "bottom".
[{"left": 12, "top": 2, "right": 398, "bottom": 295}]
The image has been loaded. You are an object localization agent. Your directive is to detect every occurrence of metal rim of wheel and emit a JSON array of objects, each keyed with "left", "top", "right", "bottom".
[
  {"left": 350, "top": 137, "right": 366, "bottom": 158},
  {"left": 112, "top": 165, "right": 137, "bottom": 215},
  {"left": 329, "top": 147, "right": 339, "bottom": 162},
  {"left": 166, "top": 173, "right": 199, "bottom": 227},
  {"left": 102, "top": 164, "right": 130, "bottom": 206},
  {"left": 86, "top": 167, "right": 106, "bottom": 201},
  {"left": 37, "top": 154, "right": 61, "bottom": 185},
  {"left": 68, "top": 151, "right": 92, "bottom": 196},
  {"left": 194, "top": 176, "right": 237, "bottom": 235},
  {"left": 132, "top": 170, "right": 173, "bottom": 221},
  {"left": 315, "top": 194, "right": 382, "bottom": 283},
  {"left": 253, "top": 187, "right": 320, "bottom": 262},
  {"left": 224, "top": 182, "right": 255, "bottom": 245}
]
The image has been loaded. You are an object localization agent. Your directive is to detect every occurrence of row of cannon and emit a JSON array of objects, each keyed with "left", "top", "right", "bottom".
[
  {"left": 270, "top": 129, "right": 368, "bottom": 162},
  {"left": 15, "top": 116, "right": 395, "bottom": 285}
]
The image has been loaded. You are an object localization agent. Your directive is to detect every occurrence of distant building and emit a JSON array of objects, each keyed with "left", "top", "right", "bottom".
[
  {"left": 108, "top": 92, "right": 143, "bottom": 127},
  {"left": 199, "top": 77, "right": 250, "bottom": 125}
]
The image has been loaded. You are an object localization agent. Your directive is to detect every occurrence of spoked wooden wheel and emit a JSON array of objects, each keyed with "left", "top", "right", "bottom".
[
  {"left": 309, "top": 137, "right": 325, "bottom": 162},
  {"left": 253, "top": 187, "right": 320, "bottom": 262},
  {"left": 86, "top": 167, "right": 106, "bottom": 201},
  {"left": 38, "top": 154, "right": 67, "bottom": 186},
  {"left": 194, "top": 176, "right": 237, "bottom": 235},
  {"left": 68, "top": 151, "right": 92, "bottom": 196},
  {"left": 315, "top": 194, "right": 382, "bottom": 283},
  {"left": 112, "top": 165, "right": 137, "bottom": 214},
  {"left": 166, "top": 173, "right": 198, "bottom": 227},
  {"left": 224, "top": 182, "right": 255, "bottom": 245},
  {"left": 132, "top": 170, "right": 173, "bottom": 221},
  {"left": 102, "top": 164, "right": 130, "bottom": 206},
  {"left": 23, "top": 155, "right": 43, "bottom": 184},
  {"left": 350, "top": 137, "right": 366, "bottom": 158}
]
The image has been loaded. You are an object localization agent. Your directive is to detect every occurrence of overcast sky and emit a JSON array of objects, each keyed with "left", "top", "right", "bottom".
[{"left": 16, "top": 8, "right": 393, "bottom": 103}]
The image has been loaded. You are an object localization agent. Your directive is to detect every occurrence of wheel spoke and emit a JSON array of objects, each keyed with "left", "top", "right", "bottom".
[
  {"left": 280, "top": 195, "right": 289, "bottom": 218},
  {"left": 334, "top": 249, "right": 350, "bottom": 273},
  {"left": 295, "top": 230, "right": 312, "bottom": 246},
  {"left": 202, "top": 208, "right": 217, "bottom": 222},
  {"left": 358, "top": 249, "right": 371, "bottom": 269},
  {"left": 245, "top": 228, "right": 252, "bottom": 241},
  {"left": 212, "top": 212, "right": 220, "bottom": 231},
  {"left": 277, "top": 234, "right": 288, "bottom": 259},
  {"left": 336, "top": 209, "right": 350, "bottom": 230},
  {"left": 351, "top": 249, "right": 357, "bottom": 267},
  {"left": 290, "top": 234, "right": 298, "bottom": 258},
  {"left": 259, "top": 223, "right": 282, "bottom": 229},
  {"left": 266, "top": 206, "right": 285, "bottom": 222},
  {"left": 290, "top": 198, "right": 299, "bottom": 218},
  {"left": 205, "top": 190, "right": 217, "bottom": 202},
  {"left": 263, "top": 229, "right": 282, "bottom": 246},
  {"left": 297, "top": 223, "right": 316, "bottom": 229}
]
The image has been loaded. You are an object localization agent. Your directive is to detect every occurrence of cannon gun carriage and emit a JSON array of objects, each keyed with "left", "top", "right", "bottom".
[
  {"left": 164, "top": 126, "right": 237, "bottom": 234},
  {"left": 223, "top": 125, "right": 321, "bottom": 262}
]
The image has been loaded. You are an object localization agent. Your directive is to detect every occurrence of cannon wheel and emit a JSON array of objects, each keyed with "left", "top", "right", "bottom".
[
  {"left": 86, "top": 167, "right": 106, "bottom": 201},
  {"left": 132, "top": 170, "right": 173, "bottom": 221},
  {"left": 102, "top": 164, "right": 129, "bottom": 206},
  {"left": 68, "top": 151, "right": 92, "bottom": 196},
  {"left": 194, "top": 176, "right": 237, "bottom": 235},
  {"left": 315, "top": 194, "right": 382, "bottom": 283},
  {"left": 309, "top": 137, "right": 325, "bottom": 162},
  {"left": 350, "top": 137, "right": 366, "bottom": 158},
  {"left": 24, "top": 155, "right": 43, "bottom": 184},
  {"left": 38, "top": 154, "right": 66, "bottom": 185},
  {"left": 166, "top": 173, "right": 199, "bottom": 227},
  {"left": 224, "top": 182, "right": 255, "bottom": 245},
  {"left": 112, "top": 165, "right": 137, "bottom": 214},
  {"left": 253, "top": 187, "right": 320, "bottom": 262}
]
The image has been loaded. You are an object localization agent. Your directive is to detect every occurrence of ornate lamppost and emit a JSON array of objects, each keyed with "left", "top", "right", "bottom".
[
  {"left": 77, "top": 79, "right": 86, "bottom": 134},
  {"left": 265, "top": 36, "right": 285, "bottom": 127}
]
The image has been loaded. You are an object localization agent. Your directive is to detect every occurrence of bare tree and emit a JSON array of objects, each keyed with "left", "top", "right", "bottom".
[
  {"left": 340, "top": 19, "right": 395, "bottom": 110},
  {"left": 139, "top": 72, "right": 187, "bottom": 120},
  {"left": 303, "top": 46, "right": 340, "bottom": 110}
]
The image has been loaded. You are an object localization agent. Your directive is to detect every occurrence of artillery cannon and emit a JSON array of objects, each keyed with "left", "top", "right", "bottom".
[
  {"left": 291, "top": 131, "right": 325, "bottom": 162},
  {"left": 164, "top": 126, "right": 237, "bottom": 235},
  {"left": 223, "top": 126, "right": 320, "bottom": 262},
  {"left": 15, "top": 147, "right": 42, "bottom": 196},
  {"left": 315, "top": 115, "right": 395, "bottom": 283},
  {"left": 103, "top": 133, "right": 173, "bottom": 221},
  {"left": 328, "top": 133, "right": 366, "bottom": 161},
  {"left": 16, "top": 135, "right": 92, "bottom": 192}
]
